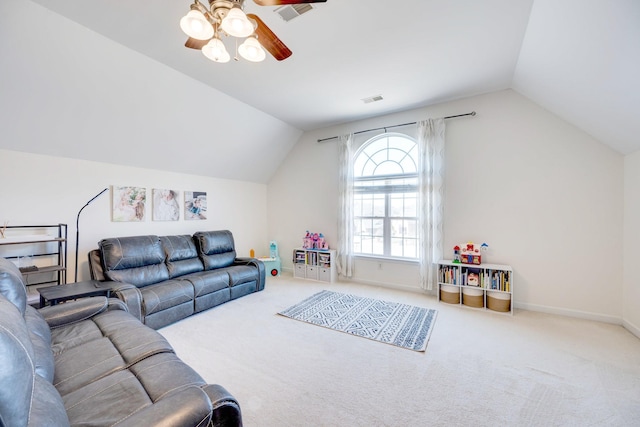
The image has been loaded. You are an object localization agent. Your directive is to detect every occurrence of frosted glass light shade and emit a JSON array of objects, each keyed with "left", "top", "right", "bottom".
[
  {"left": 202, "top": 38, "right": 230, "bottom": 63},
  {"left": 238, "top": 37, "right": 266, "bottom": 62},
  {"left": 180, "top": 10, "right": 214, "bottom": 40},
  {"left": 220, "top": 8, "right": 254, "bottom": 38}
]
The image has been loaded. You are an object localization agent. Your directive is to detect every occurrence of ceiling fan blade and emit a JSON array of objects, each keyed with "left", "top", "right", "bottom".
[
  {"left": 185, "top": 37, "right": 209, "bottom": 50},
  {"left": 246, "top": 13, "right": 292, "bottom": 61},
  {"left": 253, "top": 0, "right": 327, "bottom": 6}
]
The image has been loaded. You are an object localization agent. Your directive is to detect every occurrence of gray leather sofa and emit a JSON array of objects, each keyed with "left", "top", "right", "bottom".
[
  {"left": 0, "top": 257, "right": 242, "bottom": 427},
  {"left": 88, "top": 230, "right": 266, "bottom": 329}
]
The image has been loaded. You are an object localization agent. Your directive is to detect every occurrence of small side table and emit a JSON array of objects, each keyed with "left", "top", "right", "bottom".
[{"left": 38, "top": 280, "right": 114, "bottom": 308}]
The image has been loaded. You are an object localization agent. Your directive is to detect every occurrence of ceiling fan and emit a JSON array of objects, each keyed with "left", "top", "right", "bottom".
[{"left": 181, "top": 0, "right": 327, "bottom": 63}]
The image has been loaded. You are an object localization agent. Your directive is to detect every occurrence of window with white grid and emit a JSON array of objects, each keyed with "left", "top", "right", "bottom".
[{"left": 353, "top": 133, "right": 418, "bottom": 259}]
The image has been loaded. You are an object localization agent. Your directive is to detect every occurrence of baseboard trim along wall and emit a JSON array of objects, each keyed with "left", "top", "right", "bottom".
[
  {"left": 515, "top": 302, "right": 622, "bottom": 325},
  {"left": 281, "top": 268, "right": 634, "bottom": 333}
]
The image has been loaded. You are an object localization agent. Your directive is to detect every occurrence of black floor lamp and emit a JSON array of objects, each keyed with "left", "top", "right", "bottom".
[{"left": 75, "top": 188, "right": 108, "bottom": 282}]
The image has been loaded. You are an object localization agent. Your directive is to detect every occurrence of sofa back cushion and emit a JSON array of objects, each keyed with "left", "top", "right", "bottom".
[
  {"left": 0, "top": 296, "right": 69, "bottom": 426},
  {"left": 193, "top": 230, "right": 236, "bottom": 270},
  {"left": 0, "top": 257, "right": 27, "bottom": 316},
  {"left": 99, "top": 235, "right": 169, "bottom": 287},
  {"left": 87, "top": 249, "right": 107, "bottom": 281},
  {"left": 25, "top": 306, "right": 55, "bottom": 383},
  {"left": 160, "top": 235, "right": 204, "bottom": 279}
]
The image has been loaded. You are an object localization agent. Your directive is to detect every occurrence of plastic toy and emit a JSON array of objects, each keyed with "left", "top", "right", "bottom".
[
  {"left": 459, "top": 241, "right": 482, "bottom": 265},
  {"left": 302, "top": 231, "right": 329, "bottom": 250},
  {"left": 258, "top": 240, "right": 281, "bottom": 276},
  {"left": 453, "top": 245, "right": 461, "bottom": 263}
]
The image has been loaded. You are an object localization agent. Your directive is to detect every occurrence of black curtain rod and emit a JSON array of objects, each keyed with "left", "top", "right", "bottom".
[{"left": 316, "top": 111, "right": 476, "bottom": 143}]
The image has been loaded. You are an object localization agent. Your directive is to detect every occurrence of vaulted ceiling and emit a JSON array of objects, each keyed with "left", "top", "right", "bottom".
[{"left": 4, "top": 0, "right": 640, "bottom": 181}]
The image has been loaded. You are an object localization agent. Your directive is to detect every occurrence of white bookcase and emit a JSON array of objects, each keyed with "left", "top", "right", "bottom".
[
  {"left": 293, "top": 248, "right": 336, "bottom": 283},
  {"left": 436, "top": 260, "right": 513, "bottom": 315}
]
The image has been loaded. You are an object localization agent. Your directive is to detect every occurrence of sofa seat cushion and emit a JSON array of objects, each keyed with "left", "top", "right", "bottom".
[
  {"left": 226, "top": 265, "right": 259, "bottom": 288},
  {"left": 52, "top": 310, "right": 176, "bottom": 395},
  {"left": 140, "top": 280, "right": 194, "bottom": 316},
  {"left": 61, "top": 352, "right": 212, "bottom": 427},
  {"left": 181, "top": 270, "right": 230, "bottom": 296},
  {"left": 160, "top": 235, "right": 204, "bottom": 279},
  {"left": 54, "top": 336, "right": 126, "bottom": 395}
]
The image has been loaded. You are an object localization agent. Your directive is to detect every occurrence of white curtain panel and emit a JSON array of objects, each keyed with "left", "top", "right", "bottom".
[
  {"left": 417, "top": 118, "right": 445, "bottom": 290},
  {"left": 336, "top": 133, "right": 354, "bottom": 278}
]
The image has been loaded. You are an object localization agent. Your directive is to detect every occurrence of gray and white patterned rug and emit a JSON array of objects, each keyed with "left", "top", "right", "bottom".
[{"left": 278, "top": 290, "right": 437, "bottom": 352}]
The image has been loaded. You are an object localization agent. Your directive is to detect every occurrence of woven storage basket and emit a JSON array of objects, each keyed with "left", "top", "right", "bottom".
[
  {"left": 440, "top": 284, "right": 460, "bottom": 304},
  {"left": 462, "top": 287, "right": 484, "bottom": 308},
  {"left": 487, "top": 291, "right": 511, "bottom": 312}
]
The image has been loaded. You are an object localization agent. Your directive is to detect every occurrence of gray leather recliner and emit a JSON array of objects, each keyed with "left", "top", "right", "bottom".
[
  {"left": 0, "top": 257, "right": 243, "bottom": 427},
  {"left": 89, "top": 230, "right": 265, "bottom": 329}
]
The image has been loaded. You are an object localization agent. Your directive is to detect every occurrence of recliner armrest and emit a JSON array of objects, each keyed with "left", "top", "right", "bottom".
[
  {"left": 202, "top": 384, "right": 244, "bottom": 427},
  {"left": 106, "top": 281, "right": 144, "bottom": 322},
  {"left": 233, "top": 257, "right": 266, "bottom": 291},
  {"left": 39, "top": 296, "right": 109, "bottom": 329},
  {"left": 115, "top": 386, "right": 216, "bottom": 427}
]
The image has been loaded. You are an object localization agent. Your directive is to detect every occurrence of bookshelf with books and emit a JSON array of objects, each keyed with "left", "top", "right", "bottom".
[
  {"left": 293, "top": 248, "right": 336, "bottom": 283},
  {"left": 436, "top": 260, "right": 513, "bottom": 314}
]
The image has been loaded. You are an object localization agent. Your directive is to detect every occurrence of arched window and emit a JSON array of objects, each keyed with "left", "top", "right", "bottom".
[{"left": 353, "top": 133, "right": 418, "bottom": 259}]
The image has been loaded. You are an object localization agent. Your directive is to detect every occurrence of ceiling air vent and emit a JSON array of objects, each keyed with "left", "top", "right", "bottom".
[
  {"left": 275, "top": 4, "right": 314, "bottom": 22},
  {"left": 362, "top": 95, "right": 384, "bottom": 104}
]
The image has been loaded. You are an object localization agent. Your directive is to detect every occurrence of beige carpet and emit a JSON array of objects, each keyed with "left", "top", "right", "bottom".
[{"left": 159, "top": 274, "right": 640, "bottom": 426}]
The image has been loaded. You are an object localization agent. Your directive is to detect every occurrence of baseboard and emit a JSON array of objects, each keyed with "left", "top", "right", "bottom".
[
  {"left": 622, "top": 318, "right": 640, "bottom": 339},
  {"left": 338, "top": 276, "right": 428, "bottom": 295},
  {"left": 281, "top": 267, "right": 636, "bottom": 335},
  {"left": 515, "top": 302, "right": 622, "bottom": 325}
]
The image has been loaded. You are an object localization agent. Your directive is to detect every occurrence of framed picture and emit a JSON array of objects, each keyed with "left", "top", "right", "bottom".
[
  {"left": 152, "top": 188, "right": 180, "bottom": 221},
  {"left": 184, "top": 191, "right": 207, "bottom": 220},
  {"left": 112, "top": 186, "right": 146, "bottom": 222}
]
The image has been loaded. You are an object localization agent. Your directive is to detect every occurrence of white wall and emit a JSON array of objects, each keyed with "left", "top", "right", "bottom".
[
  {"left": 0, "top": 0, "right": 302, "bottom": 185},
  {"left": 268, "top": 90, "right": 624, "bottom": 322},
  {"left": 624, "top": 152, "right": 640, "bottom": 336},
  {"left": 0, "top": 149, "right": 267, "bottom": 282}
]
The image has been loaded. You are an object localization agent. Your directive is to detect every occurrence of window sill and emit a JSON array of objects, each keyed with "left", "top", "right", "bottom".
[{"left": 353, "top": 254, "right": 419, "bottom": 265}]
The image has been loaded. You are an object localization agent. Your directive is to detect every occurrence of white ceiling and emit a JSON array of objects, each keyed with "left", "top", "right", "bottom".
[{"left": 17, "top": 0, "right": 640, "bottom": 156}]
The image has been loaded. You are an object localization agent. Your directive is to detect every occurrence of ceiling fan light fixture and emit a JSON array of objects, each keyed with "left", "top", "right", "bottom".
[
  {"left": 202, "top": 37, "right": 230, "bottom": 63},
  {"left": 180, "top": 10, "right": 214, "bottom": 40},
  {"left": 220, "top": 7, "right": 255, "bottom": 38},
  {"left": 238, "top": 37, "right": 266, "bottom": 62}
]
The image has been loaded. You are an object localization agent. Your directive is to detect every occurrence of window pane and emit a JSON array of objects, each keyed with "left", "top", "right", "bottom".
[
  {"left": 404, "top": 194, "right": 417, "bottom": 217},
  {"left": 372, "top": 219, "right": 384, "bottom": 237},
  {"left": 404, "top": 219, "right": 417, "bottom": 237},
  {"left": 375, "top": 161, "right": 403, "bottom": 176},
  {"left": 372, "top": 195, "right": 385, "bottom": 217},
  {"left": 372, "top": 236, "right": 384, "bottom": 255},
  {"left": 390, "top": 195, "right": 404, "bottom": 217},
  {"left": 391, "top": 237, "right": 404, "bottom": 257}
]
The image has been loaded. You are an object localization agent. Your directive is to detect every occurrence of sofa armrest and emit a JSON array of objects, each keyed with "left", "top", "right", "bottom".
[
  {"left": 116, "top": 386, "right": 216, "bottom": 427},
  {"left": 202, "top": 384, "right": 243, "bottom": 427},
  {"left": 39, "top": 296, "right": 109, "bottom": 329},
  {"left": 233, "top": 257, "right": 266, "bottom": 292},
  {"left": 106, "top": 281, "right": 144, "bottom": 322}
]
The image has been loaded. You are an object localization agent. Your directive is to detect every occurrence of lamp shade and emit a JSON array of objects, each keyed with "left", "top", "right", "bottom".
[
  {"left": 202, "top": 38, "right": 230, "bottom": 63},
  {"left": 180, "top": 10, "right": 214, "bottom": 40},
  {"left": 220, "top": 8, "right": 255, "bottom": 38},
  {"left": 238, "top": 37, "right": 266, "bottom": 62}
]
